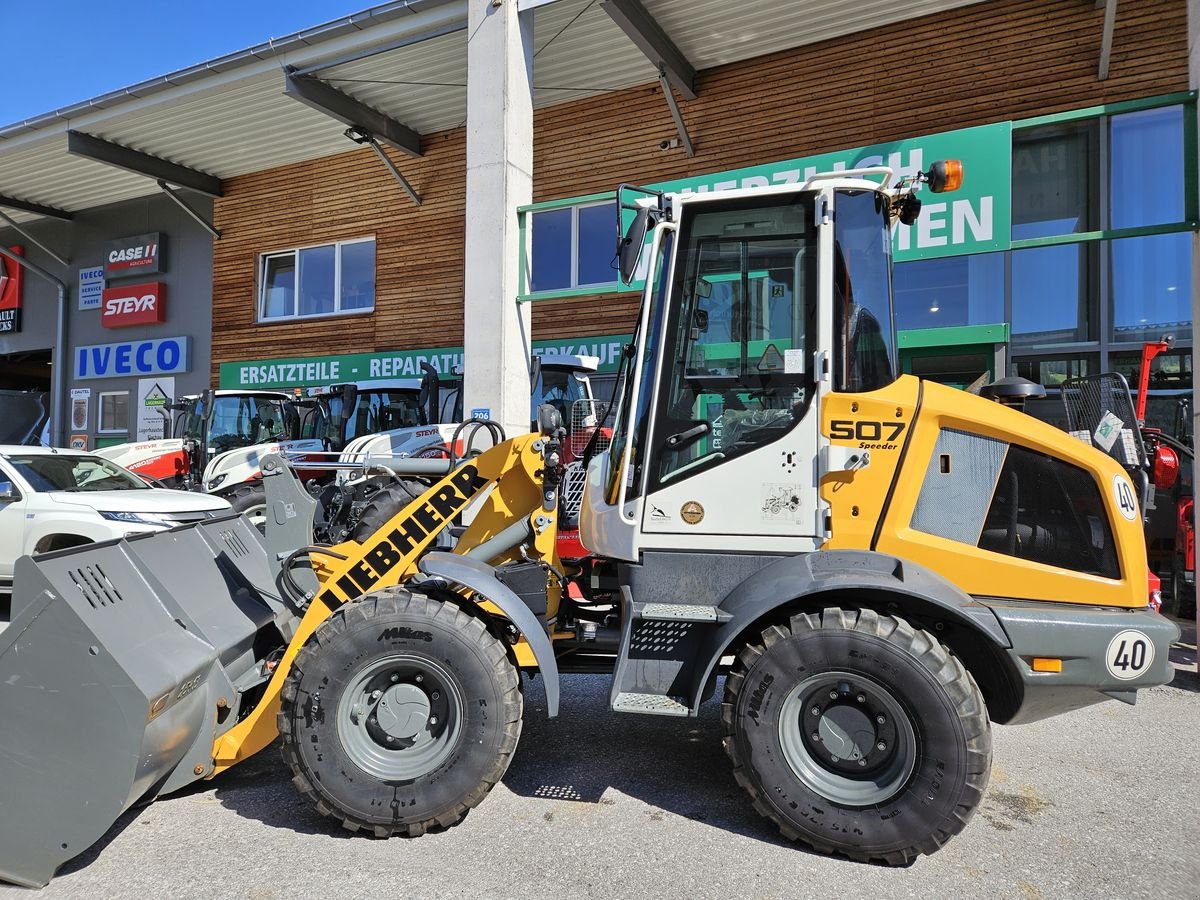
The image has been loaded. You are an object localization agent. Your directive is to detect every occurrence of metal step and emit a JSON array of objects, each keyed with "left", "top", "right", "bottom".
[
  {"left": 636, "top": 602, "right": 729, "bottom": 623},
  {"left": 611, "top": 691, "right": 689, "bottom": 716}
]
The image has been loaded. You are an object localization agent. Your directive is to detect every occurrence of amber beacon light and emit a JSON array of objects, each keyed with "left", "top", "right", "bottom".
[{"left": 925, "top": 159, "right": 964, "bottom": 193}]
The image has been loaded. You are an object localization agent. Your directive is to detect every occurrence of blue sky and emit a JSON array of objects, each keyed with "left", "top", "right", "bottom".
[{"left": 1, "top": 1, "right": 372, "bottom": 125}]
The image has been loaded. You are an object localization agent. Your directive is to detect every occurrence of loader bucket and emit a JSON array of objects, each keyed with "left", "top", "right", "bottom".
[{"left": 0, "top": 514, "right": 292, "bottom": 887}]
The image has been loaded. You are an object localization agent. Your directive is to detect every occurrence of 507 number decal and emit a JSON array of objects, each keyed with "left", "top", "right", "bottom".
[
  {"left": 829, "top": 420, "right": 905, "bottom": 441},
  {"left": 829, "top": 419, "right": 906, "bottom": 449},
  {"left": 1105, "top": 629, "right": 1154, "bottom": 681}
]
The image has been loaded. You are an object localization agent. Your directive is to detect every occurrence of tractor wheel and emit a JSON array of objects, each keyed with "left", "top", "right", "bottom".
[
  {"left": 350, "top": 479, "right": 428, "bottom": 544},
  {"left": 278, "top": 587, "right": 522, "bottom": 837},
  {"left": 229, "top": 483, "right": 268, "bottom": 533},
  {"left": 1171, "top": 563, "right": 1196, "bottom": 620},
  {"left": 722, "top": 607, "right": 991, "bottom": 865}
]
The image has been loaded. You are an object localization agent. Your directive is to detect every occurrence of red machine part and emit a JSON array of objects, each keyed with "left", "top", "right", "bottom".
[
  {"left": 1147, "top": 569, "right": 1163, "bottom": 612},
  {"left": 1152, "top": 442, "right": 1180, "bottom": 491},
  {"left": 1178, "top": 497, "right": 1195, "bottom": 575},
  {"left": 125, "top": 450, "right": 189, "bottom": 484}
]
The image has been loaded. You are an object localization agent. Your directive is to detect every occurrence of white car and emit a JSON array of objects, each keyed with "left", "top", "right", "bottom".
[{"left": 0, "top": 446, "right": 232, "bottom": 599}]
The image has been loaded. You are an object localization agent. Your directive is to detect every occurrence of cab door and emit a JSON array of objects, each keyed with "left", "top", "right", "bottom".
[{"left": 638, "top": 191, "right": 826, "bottom": 553}]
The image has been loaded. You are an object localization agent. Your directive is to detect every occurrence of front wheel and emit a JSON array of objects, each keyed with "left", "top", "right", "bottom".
[
  {"left": 228, "top": 483, "right": 268, "bottom": 532},
  {"left": 722, "top": 607, "right": 991, "bottom": 864},
  {"left": 278, "top": 588, "right": 522, "bottom": 836}
]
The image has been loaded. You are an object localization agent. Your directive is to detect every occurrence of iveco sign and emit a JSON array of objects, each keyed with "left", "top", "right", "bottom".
[{"left": 74, "top": 336, "right": 191, "bottom": 380}]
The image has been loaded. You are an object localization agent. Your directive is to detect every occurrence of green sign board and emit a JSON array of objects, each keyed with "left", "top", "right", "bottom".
[
  {"left": 218, "top": 333, "right": 632, "bottom": 390},
  {"left": 612, "top": 121, "right": 1013, "bottom": 291}
]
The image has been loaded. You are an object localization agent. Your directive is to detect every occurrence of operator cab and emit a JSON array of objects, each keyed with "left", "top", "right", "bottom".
[{"left": 583, "top": 167, "right": 954, "bottom": 562}]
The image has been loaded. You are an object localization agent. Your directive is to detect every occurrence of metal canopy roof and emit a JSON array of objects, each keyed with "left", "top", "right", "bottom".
[{"left": 0, "top": 0, "right": 988, "bottom": 223}]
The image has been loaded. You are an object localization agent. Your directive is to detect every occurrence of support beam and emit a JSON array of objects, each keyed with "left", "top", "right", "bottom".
[
  {"left": 67, "top": 130, "right": 224, "bottom": 197},
  {"left": 601, "top": 0, "right": 697, "bottom": 101},
  {"left": 156, "top": 181, "right": 221, "bottom": 239},
  {"left": 345, "top": 128, "right": 422, "bottom": 206},
  {"left": 0, "top": 208, "right": 69, "bottom": 267},
  {"left": 462, "top": 0, "right": 534, "bottom": 437},
  {"left": 1098, "top": 0, "right": 1118, "bottom": 80},
  {"left": 0, "top": 194, "right": 72, "bottom": 221},
  {"left": 284, "top": 69, "right": 423, "bottom": 157},
  {"left": 659, "top": 70, "right": 695, "bottom": 157}
]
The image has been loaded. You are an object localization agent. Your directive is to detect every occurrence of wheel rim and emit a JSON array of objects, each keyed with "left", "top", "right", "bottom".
[
  {"left": 336, "top": 654, "right": 464, "bottom": 782},
  {"left": 243, "top": 502, "right": 267, "bottom": 532},
  {"left": 776, "top": 670, "right": 917, "bottom": 807}
]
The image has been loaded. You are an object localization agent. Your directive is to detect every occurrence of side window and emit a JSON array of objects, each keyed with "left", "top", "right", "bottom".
[{"left": 649, "top": 195, "right": 817, "bottom": 490}]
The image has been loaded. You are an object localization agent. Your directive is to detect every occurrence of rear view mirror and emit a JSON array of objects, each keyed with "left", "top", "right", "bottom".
[
  {"left": 0, "top": 480, "right": 19, "bottom": 501},
  {"left": 339, "top": 384, "right": 358, "bottom": 420},
  {"left": 618, "top": 206, "right": 653, "bottom": 286}
]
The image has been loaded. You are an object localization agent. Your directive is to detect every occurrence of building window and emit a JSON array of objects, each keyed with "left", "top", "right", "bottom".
[
  {"left": 1110, "top": 231, "right": 1192, "bottom": 344},
  {"left": 1109, "top": 105, "right": 1185, "bottom": 230},
  {"left": 893, "top": 252, "right": 1005, "bottom": 331},
  {"left": 258, "top": 238, "right": 375, "bottom": 322},
  {"left": 1010, "top": 243, "right": 1093, "bottom": 348},
  {"left": 529, "top": 201, "right": 617, "bottom": 292},
  {"left": 97, "top": 392, "right": 129, "bottom": 433},
  {"left": 1011, "top": 121, "right": 1098, "bottom": 239}
]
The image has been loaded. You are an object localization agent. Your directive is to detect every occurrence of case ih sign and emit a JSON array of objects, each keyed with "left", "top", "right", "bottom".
[
  {"left": 0, "top": 246, "right": 24, "bottom": 334},
  {"left": 104, "top": 232, "right": 164, "bottom": 278},
  {"left": 101, "top": 282, "right": 166, "bottom": 328}
]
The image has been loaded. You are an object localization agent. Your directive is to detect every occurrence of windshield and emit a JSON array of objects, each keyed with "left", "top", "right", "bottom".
[
  {"left": 208, "top": 396, "right": 291, "bottom": 452},
  {"left": 532, "top": 368, "right": 592, "bottom": 428},
  {"left": 174, "top": 398, "right": 203, "bottom": 440},
  {"left": 335, "top": 390, "right": 426, "bottom": 441},
  {"left": 833, "top": 189, "right": 896, "bottom": 392},
  {"left": 7, "top": 454, "right": 148, "bottom": 492}
]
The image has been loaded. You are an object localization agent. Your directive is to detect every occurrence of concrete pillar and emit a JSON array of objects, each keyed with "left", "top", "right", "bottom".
[{"left": 462, "top": 0, "right": 534, "bottom": 437}]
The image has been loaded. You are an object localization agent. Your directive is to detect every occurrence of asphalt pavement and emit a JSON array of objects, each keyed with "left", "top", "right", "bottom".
[{"left": 4, "top": 620, "right": 1198, "bottom": 900}]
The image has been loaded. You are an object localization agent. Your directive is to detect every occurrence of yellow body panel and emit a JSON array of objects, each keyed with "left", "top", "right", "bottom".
[
  {"left": 211, "top": 433, "right": 559, "bottom": 775},
  {"left": 820, "top": 376, "right": 1146, "bottom": 608}
]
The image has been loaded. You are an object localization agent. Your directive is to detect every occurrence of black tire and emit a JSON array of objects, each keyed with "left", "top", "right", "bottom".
[
  {"left": 229, "top": 482, "right": 268, "bottom": 532},
  {"left": 1172, "top": 563, "right": 1196, "bottom": 620},
  {"left": 278, "top": 587, "right": 522, "bottom": 837},
  {"left": 722, "top": 607, "right": 991, "bottom": 865},
  {"left": 350, "top": 479, "right": 428, "bottom": 544}
]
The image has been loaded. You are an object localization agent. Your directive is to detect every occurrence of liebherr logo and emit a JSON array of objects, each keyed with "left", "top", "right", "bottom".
[{"left": 318, "top": 464, "right": 488, "bottom": 607}]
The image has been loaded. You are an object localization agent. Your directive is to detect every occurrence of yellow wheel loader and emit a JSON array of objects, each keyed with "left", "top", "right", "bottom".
[{"left": 0, "top": 164, "right": 1180, "bottom": 887}]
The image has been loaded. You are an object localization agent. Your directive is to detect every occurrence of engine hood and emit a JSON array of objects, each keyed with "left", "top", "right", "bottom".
[{"left": 47, "top": 489, "right": 231, "bottom": 515}]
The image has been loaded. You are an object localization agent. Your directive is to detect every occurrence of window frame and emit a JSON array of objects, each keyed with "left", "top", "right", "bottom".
[
  {"left": 256, "top": 236, "right": 377, "bottom": 323},
  {"left": 520, "top": 195, "right": 620, "bottom": 299},
  {"left": 97, "top": 391, "right": 130, "bottom": 435}
]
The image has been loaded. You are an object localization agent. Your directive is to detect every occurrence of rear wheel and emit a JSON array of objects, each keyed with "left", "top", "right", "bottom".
[
  {"left": 278, "top": 587, "right": 522, "bottom": 836},
  {"left": 722, "top": 607, "right": 991, "bottom": 864},
  {"left": 228, "top": 483, "right": 268, "bottom": 532}
]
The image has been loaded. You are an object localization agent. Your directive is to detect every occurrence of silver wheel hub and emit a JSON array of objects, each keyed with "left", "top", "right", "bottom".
[{"left": 375, "top": 683, "right": 431, "bottom": 741}]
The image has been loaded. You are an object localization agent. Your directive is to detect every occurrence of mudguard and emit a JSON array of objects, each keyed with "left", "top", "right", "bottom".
[
  {"left": 687, "top": 549, "right": 1011, "bottom": 714},
  {"left": 418, "top": 551, "right": 560, "bottom": 717}
]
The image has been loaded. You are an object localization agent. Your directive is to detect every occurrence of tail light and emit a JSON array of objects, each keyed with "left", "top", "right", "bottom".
[
  {"left": 1152, "top": 444, "right": 1180, "bottom": 490},
  {"left": 1147, "top": 569, "right": 1162, "bottom": 612}
]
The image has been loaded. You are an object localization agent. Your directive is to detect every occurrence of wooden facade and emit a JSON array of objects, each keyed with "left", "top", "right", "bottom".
[{"left": 210, "top": 0, "right": 1190, "bottom": 380}]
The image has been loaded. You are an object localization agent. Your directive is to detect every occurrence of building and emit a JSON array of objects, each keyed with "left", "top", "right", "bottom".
[{"left": 0, "top": 0, "right": 1195, "bottom": 445}]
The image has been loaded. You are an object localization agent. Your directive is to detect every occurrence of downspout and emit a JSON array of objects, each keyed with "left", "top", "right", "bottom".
[{"left": 0, "top": 245, "right": 67, "bottom": 446}]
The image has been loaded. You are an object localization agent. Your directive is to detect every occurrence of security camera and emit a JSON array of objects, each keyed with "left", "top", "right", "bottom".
[{"left": 658, "top": 138, "right": 679, "bottom": 151}]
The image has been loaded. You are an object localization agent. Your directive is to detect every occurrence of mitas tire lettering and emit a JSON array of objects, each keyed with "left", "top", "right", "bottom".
[
  {"left": 277, "top": 587, "right": 522, "bottom": 838},
  {"left": 720, "top": 607, "right": 992, "bottom": 865}
]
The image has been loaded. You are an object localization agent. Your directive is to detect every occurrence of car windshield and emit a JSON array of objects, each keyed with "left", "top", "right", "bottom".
[{"left": 6, "top": 454, "right": 148, "bottom": 492}]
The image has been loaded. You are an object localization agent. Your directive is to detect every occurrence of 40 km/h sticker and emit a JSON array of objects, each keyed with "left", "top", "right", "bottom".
[
  {"left": 1113, "top": 474, "right": 1139, "bottom": 521},
  {"left": 1105, "top": 630, "right": 1154, "bottom": 680}
]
